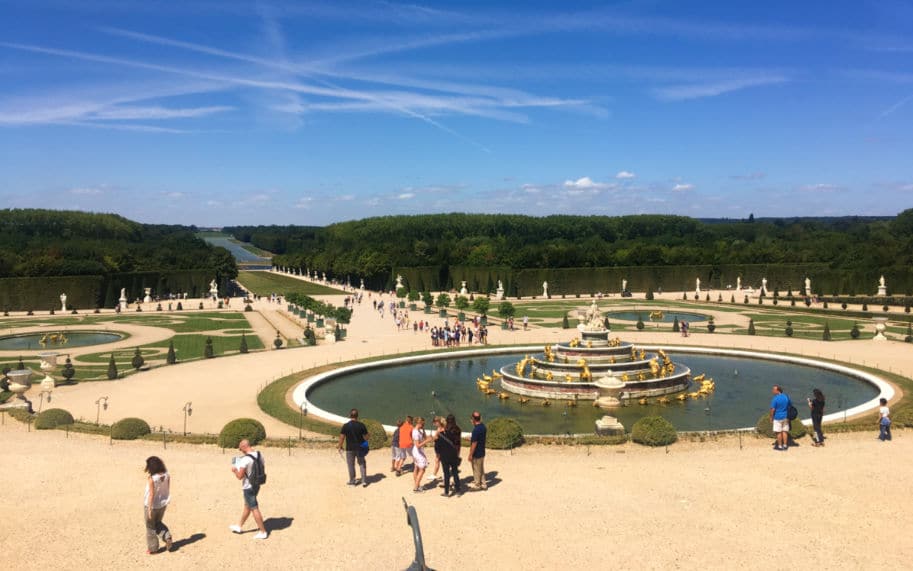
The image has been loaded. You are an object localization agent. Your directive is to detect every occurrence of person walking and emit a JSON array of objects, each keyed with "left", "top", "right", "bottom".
[
  {"left": 338, "top": 408, "right": 369, "bottom": 487},
  {"left": 391, "top": 419, "right": 404, "bottom": 473},
  {"left": 395, "top": 415, "right": 414, "bottom": 476},
  {"left": 230, "top": 439, "right": 268, "bottom": 539},
  {"left": 808, "top": 388, "right": 826, "bottom": 446},
  {"left": 143, "top": 456, "right": 173, "bottom": 554},
  {"left": 438, "top": 414, "right": 462, "bottom": 497},
  {"left": 468, "top": 411, "right": 487, "bottom": 490},
  {"left": 769, "top": 385, "right": 791, "bottom": 452},
  {"left": 878, "top": 398, "right": 892, "bottom": 442},
  {"left": 411, "top": 417, "right": 430, "bottom": 493},
  {"left": 428, "top": 417, "right": 445, "bottom": 484}
]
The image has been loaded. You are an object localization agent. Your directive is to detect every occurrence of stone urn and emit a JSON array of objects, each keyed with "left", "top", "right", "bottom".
[
  {"left": 873, "top": 317, "right": 889, "bottom": 341},
  {"left": 38, "top": 352, "right": 59, "bottom": 371},
  {"left": 7, "top": 369, "right": 32, "bottom": 395}
]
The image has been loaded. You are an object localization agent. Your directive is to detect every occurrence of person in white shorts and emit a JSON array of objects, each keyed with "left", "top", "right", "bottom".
[{"left": 411, "top": 417, "right": 430, "bottom": 493}]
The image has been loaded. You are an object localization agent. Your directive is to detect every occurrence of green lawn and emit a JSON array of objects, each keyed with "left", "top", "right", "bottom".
[{"left": 237, "top": 271, "right": 347, "bottom": 296}]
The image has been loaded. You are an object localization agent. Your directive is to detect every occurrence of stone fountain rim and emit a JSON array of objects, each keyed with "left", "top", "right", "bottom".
[{"left": 291, "top": 344, "right": 894, "bottom": 436}]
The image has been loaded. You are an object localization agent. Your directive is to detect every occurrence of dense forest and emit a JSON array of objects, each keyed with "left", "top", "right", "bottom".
[
  {"left": 0, "top": 209, "right": 236, "bottom": 278},
  {"left": 226, "top": 210, "right": 913, "bottom": 278}
]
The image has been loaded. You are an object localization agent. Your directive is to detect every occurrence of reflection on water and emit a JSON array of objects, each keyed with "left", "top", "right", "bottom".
[{"left": 308, "top": 352, "right": 878, "bottom": 433}]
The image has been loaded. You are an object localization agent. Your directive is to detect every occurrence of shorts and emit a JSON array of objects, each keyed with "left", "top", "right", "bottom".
[
  {"left": 772, "top": 419, "right": 789, "bottom": 433},
  {"left": 392, "top": 447, "right": 406, "bottom": 460},
  {"left": 242, "top": 485, "right": 260, "bottom": 509}
]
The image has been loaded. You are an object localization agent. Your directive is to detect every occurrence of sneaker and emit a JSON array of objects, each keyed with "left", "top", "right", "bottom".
[
  {"left": 165, "top": 538, "right": 173, "bottom": 552},
  {"left": 346, "top": 480, "right": 358, "bottom": 486},
  {"left": 362, "top": 481, "right": 368, "bottom": 488},
  {"left": 426, "top": 474, "right": 437, "bottom": 481},
  {"left": 229, "top": 524, "right": 242, "bottom": 534},
  {"left": 413, "top": 487, "right": 424, "bottom": 493},
  {"left": 254, "top": 531, "right": 268, "bottom": 540},
  {"left": 440, "top": 491, "right": 450, "bottom": 497}
]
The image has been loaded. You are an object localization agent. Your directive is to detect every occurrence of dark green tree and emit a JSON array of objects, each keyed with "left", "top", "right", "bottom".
[
  {"left": 131, "top": 347, "right": 144, "bottom": 370},
  {"left": 107, "top": 354, "right": 118, "bottom": 380}
]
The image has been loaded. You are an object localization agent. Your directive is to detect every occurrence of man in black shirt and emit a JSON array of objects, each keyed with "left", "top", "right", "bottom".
[{"left": 337, "top": 408, "right": 369, "bottom": 487}]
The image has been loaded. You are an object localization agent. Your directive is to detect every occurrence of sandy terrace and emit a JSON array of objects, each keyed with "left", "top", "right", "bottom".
[{"left": 0, "top": 423, "right": 908, "bottom": 570}]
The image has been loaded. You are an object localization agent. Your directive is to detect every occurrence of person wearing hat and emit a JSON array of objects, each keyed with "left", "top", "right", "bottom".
[{"left": 468, "top": 411, "right": 487, "bottom": 490}]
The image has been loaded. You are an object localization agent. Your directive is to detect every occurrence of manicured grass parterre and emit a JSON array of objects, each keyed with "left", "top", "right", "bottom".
[{"left": 237, "top": 271, "right": 347, "bottom": 296}]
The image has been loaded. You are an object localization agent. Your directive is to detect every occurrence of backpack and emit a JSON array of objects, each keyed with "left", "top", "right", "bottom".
[
  {"left": 786, "top": 397, "right": 799, "bottom": 421},
  {"left": 246, "top": 452, "right": 266, "bottom": 486}
]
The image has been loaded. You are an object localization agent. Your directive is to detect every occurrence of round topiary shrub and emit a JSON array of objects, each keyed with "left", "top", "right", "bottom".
[
  {"left": 755, "top": 413, "right": 807, "bottom": 440},
  {"left": 487, "top": 417, "right": 524, "bottom": 449},
  {"left": 362, "top": 418, "right": 388, "bottom": 450},
  {"left": 850, "top": 324, "right": 860, "bottom": 339},
  {"left": 111, "top": 417, "right": 152, "bottom": 440},
  {"left": 635, "top": 315, "right": 644, "bottom": 330},
  {"left": 631, "top": 416, "right": 677, "bottom": 446},
  {"left": 219, "top": 418, "right": 266, "bottom": 448},
  {"left": 35, "top": 408, "right": 74, "bottom": 430}
]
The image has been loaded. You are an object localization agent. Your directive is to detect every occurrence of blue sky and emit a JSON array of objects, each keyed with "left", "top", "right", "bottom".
[{"left": 1, "top": 0, "right": 912, "bottom": 226}]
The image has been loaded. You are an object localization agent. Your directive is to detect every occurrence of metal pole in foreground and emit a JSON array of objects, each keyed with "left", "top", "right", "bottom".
[{"left": 402, "top": 497, "right": 434, "bottom": 571}]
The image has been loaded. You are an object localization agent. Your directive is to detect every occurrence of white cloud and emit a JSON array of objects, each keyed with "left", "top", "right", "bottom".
[
  {"left": 652, "top": 76, "right": 788, "bottom": 101},
  {"left": 563, "top": 176, "right": 610, "bottom": 190},
  {"left": 69, "top": 186, "right": 105, "bottom": 195},
  {"left": 799, "top": 183, "right": 840, "bottom": 192},
  {"left": 616, "top": 170, "right": 636, "bottom": 179},
  {"left": 397, "top": 192, "right": 415, "bottom": 199},
  {"left": 672, "top": 183, "right": 694, "bottom": 191},
  {"left": 294, "top": 197, "right": 313, "bottom": 209},
  {"left": 164, "top": 191, "right": 185, "bottom": 199}
]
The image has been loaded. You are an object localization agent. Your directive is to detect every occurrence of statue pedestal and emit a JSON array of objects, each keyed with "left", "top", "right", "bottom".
[
  {"left": 878, "top": 286, "right": 887, "bottom": 296},
  {"left": 119, "top": 298, "right": 127, "bottom": 311},
  {"left": 595, "top": 415, "right": 625, "bottom": 435},
  {"left": 496, "top": 287, "right": 505, "bottom": 300},
  {"left": 873, "top": 318, "right": 888, "bottom": 341}
]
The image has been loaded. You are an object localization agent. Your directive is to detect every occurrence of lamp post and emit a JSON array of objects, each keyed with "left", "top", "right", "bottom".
[
  {"left": 182, "top": 402, "right": 193, "bottom": 436},
  {"left": 299, "top": 402, "right": 307, "bottom": 440},
  {"left": 95, "top": 396, "right": 109, "bottom": 425}
]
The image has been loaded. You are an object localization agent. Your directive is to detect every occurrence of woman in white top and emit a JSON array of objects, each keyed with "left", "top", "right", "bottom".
[
  {"left": 143, "top": 456, "right": 173, "bottom": 554},
  {"left": 411, "top": 417, "right": 430, "bottom": 493}
]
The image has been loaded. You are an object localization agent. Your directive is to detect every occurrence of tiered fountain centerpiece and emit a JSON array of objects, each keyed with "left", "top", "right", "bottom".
[{"left": 498, "top": 300, "right": 692, "bottom": 409}]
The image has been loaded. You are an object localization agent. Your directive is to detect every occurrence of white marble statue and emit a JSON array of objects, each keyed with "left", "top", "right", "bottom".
[
  {"left": 761, "top": 277, "right": 768, "bottom": 295},
  {"left": 360, "top": 278, "right": 365, "bottom": 290},
  {"left": 395, "top": 274, "right": 404, "bottom": 289},
  {"left": 542, "top": 281, "right": 549, "bottom": 297},
  {"left": 584, "top": 299, "right": 603, "bottom": 330},
  {"left": 695, "top": 277, "right": 701, "bottom": 294},
  {"left": 209, "top": 279, "right": 218, "bottom": 300},
  {"left": 322, "top": 272, "right": 327, "bottom": 282},
  {"left": 804, "top": 277, "right": 811, "bottom": 296},
  {"left": 496, "top": 280, "right": 505, "bottom": 300},
  {"left": 460, "top": 280, "right": 468, "bottom": 295},
  {"left": 621, "top": 279, "right": 627, "bottom": 292},
  {"left": 143, "top": 287, "right": 152, "bottom": 303},
  {"left": 880, "top": 275, "right": 886, "bottom": 287},
  {"left": 736, "top": 276, "right": 741, "bottom": 291},
  {"left": 877, "top": 275, "right": 887, "bottom": 295},
  {"left": 60, "top": 293, "right": 67, "bottom": 312}
]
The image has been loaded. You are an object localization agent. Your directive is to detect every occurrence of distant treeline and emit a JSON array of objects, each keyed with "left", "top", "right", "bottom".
[
  {"left": 0, "top": 209, "right": 238, "bottom": 309},
  {"left": 225, "top": 211, "right": 913, "bottom": 295}
]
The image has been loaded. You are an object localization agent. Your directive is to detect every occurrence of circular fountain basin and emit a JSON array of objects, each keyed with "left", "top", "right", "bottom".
[
  {"left": 0, "top": 331, "right": 124, "bottom": 351},
  {"left": 298, "top": 348, "right": 888, "bottom": 434},
  {"left": 607, "top": 311, "right": 708, "bottom": 323}
]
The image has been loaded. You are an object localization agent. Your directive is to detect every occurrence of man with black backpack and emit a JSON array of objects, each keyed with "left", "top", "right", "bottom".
[
  {"left": 230, "top": 439, "right": 268, "bottom": 539},
  {"left": 338, "top": 408, "right": 369, "bottom": 487}
]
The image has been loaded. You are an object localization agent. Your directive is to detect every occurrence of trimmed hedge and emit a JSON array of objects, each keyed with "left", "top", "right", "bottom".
[
  {"left": 486, "top": 417, "right": 524, "bottom": 449},
  {"left": 219, "top": 418, "right": 267, "bottom": 448},
  {"left": 892, "top": 408, "right": 913, "bottom": 428},
  {"left": 34, "top": 408, "right": 75, "bottom": 429},
  {"left": 631, "top": 416, "right": 678, "bottom": 446},
  {"left": 362, "top": 418, "right": 388, "bottom": 450},
  {"left": 111, "top": 417, "right": 152, "bottom": 440},
  {"left": 755, "top": 413, "right": 807, "bottom": 439}
]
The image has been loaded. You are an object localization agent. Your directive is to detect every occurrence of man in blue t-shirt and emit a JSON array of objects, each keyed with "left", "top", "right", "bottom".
[
  {"left": 468, "top": 411, "right": 487, "bottom": 490},
  {"left": 769, "top": 385, "right": 791, "bottom": 451}
]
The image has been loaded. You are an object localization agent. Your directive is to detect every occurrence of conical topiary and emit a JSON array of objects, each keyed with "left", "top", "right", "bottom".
[
  {"left": 239, "top": 333, "right": 249, "bottom": 354},
  {"left": 204, "top": 336, "right": 214, "bottom": 358},
  {"left": 822, "top": 322, "right": 832, "bottom": 341},
  {"left": 61, "top": 356, "right": 75, "bottom": 383},
  {"left": 131, "top": 347, "right": 144, "bottom": 370},
  {"left": 562, "top": 315, "right": 570, "bottom": 329},
  {"left": 107, "top": 354, "right": 118, "bottom": 380},
  {"left": 747, "top": 319, "right": 756, "bottom": 335},
  {"left": 166, "top": 340, "right": 176, "bottom": 364}
]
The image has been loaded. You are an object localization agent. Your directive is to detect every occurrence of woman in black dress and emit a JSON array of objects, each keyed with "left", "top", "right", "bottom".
[{"left": 808, "top": 388, "right": 825, "bottom": 446}]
